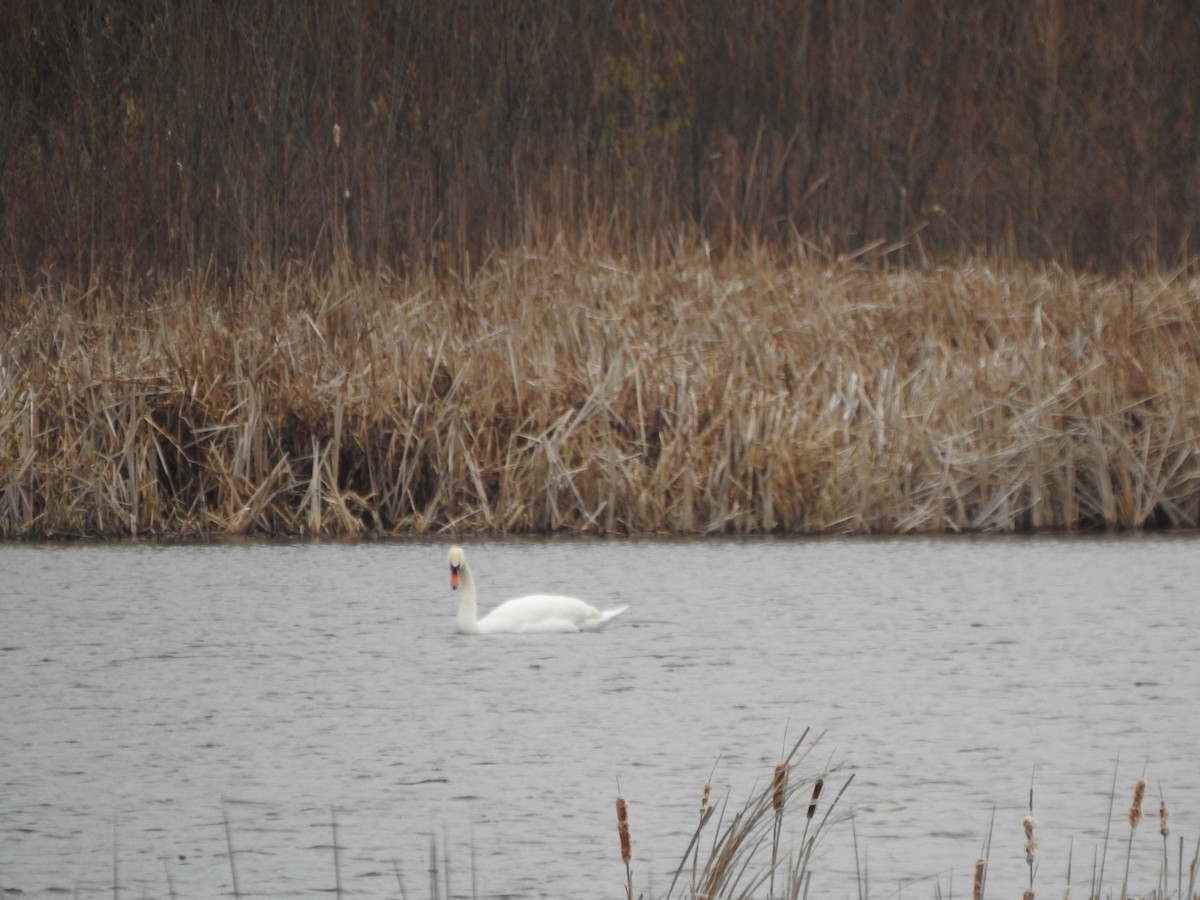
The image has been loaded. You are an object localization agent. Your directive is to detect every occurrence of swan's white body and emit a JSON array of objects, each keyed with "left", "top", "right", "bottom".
[{"left": 447, "top": 546, "right": 628, "bottom": 634}]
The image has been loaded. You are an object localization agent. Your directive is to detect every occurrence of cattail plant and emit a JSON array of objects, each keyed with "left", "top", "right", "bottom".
[
  {"left": 807, "top": 778, "right": 824, "bottom": 821},
  {"left": 771, "top": 762, "right": 789, "bottom": 816},
  {"left": 797, "top": 775, "right": 825, "bottom": 882},
  {"left": 769, "top": 760, "right": 789, "bottom": 897},
  {"left": 1024, "top": 813, "right": 1038, "bottom": 897},
  {"left": 691, "top": 775, "right": 713, "bottom": 891},
  {"left": 1128, "top": 780, "right": 1146, "bottom": 832},
  {"left": 1157, "top": 797, "right": 1170, "bottom": 898},
  {"left": 616, "top": 793, "right": 633, "bottom": 900},
  {"left": 1024, "top": 774, "right": 1038, "bottom": 899},
  {"left": 1121, "top": 778, "right": 1147, "bottom": 900}
]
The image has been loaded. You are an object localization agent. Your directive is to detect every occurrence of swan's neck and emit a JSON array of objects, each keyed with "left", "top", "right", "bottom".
[{"left": 455, "top": 564, "right": 482, "bottom": 634}]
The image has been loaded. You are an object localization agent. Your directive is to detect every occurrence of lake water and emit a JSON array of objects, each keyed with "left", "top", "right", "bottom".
[{"left": 1, "top": 536, "right": 1198, "bottom": 899}]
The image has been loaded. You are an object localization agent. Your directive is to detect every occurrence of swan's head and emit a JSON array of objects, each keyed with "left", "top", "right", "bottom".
[{"left": 447, "top": 546, "right": 465, "bottom": 590}]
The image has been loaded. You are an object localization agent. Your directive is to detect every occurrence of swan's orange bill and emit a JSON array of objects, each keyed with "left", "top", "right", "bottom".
[{"left": 450, "top": 569, "right": 460, "bottom": 590}]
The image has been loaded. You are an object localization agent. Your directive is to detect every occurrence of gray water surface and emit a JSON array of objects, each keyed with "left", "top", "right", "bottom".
[{"left": 2, "top": 537, "right": 1197, "bottom": 898}]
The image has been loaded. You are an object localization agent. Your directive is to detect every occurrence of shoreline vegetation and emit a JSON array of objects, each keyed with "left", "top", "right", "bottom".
[
  {"left": 2, "top": 245, "right": 1199, "bottom": 540},
  {"left": 33, "top": 735, "right": 1198, "bottom": 900},
  {"left": 4, "top": 3, "right": 1200, "bottom": 539},
  {"left": 607, "top": 737, "right": 1200, "bottom": 900}
]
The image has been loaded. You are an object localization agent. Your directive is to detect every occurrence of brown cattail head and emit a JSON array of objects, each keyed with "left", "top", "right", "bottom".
[
  {"left": 1159, "top": 800, "right": 1170, "bottom": 838},
  {"left": 1022, "top": 890, "right": 1035, "bottom": 900},
  {"left": 1128, "top": 779, "right": 1146, "bottom": 831},
  {"left": 973, "top": 858, "right": 986, "bottom": 900},
  {"left": 1025, "top": 839, "right": 1037, "bottom": 866},
  {"left": 700, "top": 779, "right": 711, "bottom": 817},
  {"left": 616, "top": 795, "right": 631, "bottom": 864},
  {"left": 807, "top": 778, "right": 824, "bottom": 820},
  {"left": 771, "top": 762, "right": 789, "bottom": 816}
]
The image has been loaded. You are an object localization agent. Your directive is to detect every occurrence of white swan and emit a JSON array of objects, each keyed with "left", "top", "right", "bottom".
[{"left": 447, "top": 546, "right": 628, "bottom": 634}]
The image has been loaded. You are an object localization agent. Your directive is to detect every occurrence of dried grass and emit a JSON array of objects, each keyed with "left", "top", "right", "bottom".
[
  {"left": 658, "top": 728, "right": 853, "bottom": 900},
  {"left": 2, "top": 245, "right": 1199, "bottom": 537}
]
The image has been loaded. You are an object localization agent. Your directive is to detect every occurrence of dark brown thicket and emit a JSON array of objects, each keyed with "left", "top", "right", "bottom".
[{"left": 3, "top": 1, "right": 1200, "bottom": 284}]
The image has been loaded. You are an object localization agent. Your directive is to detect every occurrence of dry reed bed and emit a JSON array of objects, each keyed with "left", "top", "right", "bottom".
[{"left": 2, "top": 251, "right": 1199, "bottom": 537}]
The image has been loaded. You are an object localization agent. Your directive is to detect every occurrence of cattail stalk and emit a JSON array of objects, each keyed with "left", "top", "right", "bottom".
[
  {"left": 692, "top": 778, "right": 712, "bottom": 893},
  {"left": 616, "top": 794, "right": 633, "bottom": 900},
  {"left": 222, "top": 800, "right": 242, "bottom": 900},
  {"left": 769, "top": 762, "right": 789, "bottom": 897},
  {"left": 1158, "top": 799, "right": 1170, "bottom": 898},
  {"left": 807, "top": 778, "right": 824, "bottom": 820},
  {"left": 1121, "top": 778, "right": 1147, "bottom": 900},
  {"left": 1128, "top": 780, "right": 1146, "bottom": 832},
  {"left": 1024, "top": 774, "right": 1038, "bottom": 896},
  {"left": 771, "top": 762, "right": 789, "bottom": 815}
]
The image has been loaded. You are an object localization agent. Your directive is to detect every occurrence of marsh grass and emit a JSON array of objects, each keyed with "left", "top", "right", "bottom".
[
  {"left": 1008, "top": 772, "right": 1200, "bottom": 900},
  {"left": 18, "top": 746, "right": 1200, "bottom": 899},
  {"left": 654, "top": 729, "right": 854, "bottom": 900},
  {"left": 2, "top": 245, "right": 1199, "bottom": 538}
]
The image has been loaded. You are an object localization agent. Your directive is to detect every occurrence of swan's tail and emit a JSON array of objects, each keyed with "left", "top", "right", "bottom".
[{"left": 597, "top": 605, "right": 629, "bottom": 628}]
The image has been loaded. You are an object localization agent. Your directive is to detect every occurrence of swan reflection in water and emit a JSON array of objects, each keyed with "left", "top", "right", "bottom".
[{"left": 447, "top": 545, "right": 628, "bottom": 634}]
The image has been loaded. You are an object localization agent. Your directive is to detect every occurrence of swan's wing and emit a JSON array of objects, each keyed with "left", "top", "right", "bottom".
[
  {"left": 512, "top": 617, "right": 585, "bottom": 634},
  {"left": 476, "top": 593, "right": 603, "bottom": 633}
]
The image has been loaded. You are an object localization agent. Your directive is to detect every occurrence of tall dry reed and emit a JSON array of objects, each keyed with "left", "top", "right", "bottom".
[
  {"left": 656, "top": 728, "right": 853, "bottom": 900},
  {"left": 2, "top": 245, "right": 1199, "bottom": 538}
]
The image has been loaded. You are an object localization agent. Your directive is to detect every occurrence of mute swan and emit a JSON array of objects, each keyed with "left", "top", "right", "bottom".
[{"left": 447, "top": 546, "right": 628, "bottom": 634}]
